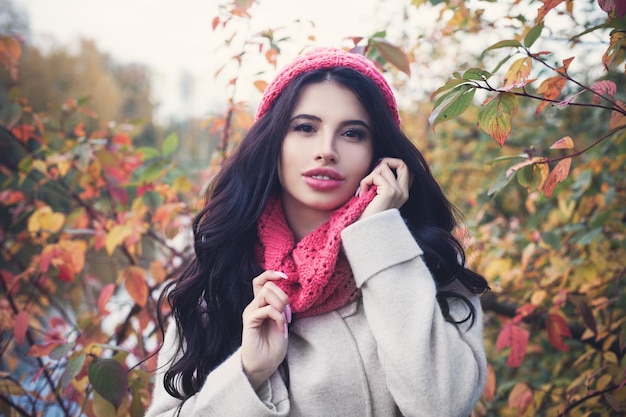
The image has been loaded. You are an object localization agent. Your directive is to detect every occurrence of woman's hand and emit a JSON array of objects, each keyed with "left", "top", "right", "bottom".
[
  {"left": 357, "top": 157, "right": 412, "bottom": 219},
  {"left": 241, "top": 270, "right": 291, "bottom": 389}
]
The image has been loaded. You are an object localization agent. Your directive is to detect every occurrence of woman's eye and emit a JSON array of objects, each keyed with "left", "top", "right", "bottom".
[
  {"left": 343, "top": 128, "right": 366, "bottom": 140},
  {"left": 294, "top": 123, "right": 315, "bottom": 133}
]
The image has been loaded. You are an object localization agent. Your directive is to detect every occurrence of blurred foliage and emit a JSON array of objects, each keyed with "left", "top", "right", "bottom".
[{"left": 0, "top": 0, "right": 624, "bottom": 416}]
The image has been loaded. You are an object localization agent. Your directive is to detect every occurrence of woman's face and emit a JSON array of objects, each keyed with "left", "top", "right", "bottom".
[{"left": 278, "top": 81, "right": 374, "bottom": 223}]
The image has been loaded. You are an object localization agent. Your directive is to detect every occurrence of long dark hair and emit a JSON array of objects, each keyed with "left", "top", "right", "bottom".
[{"left": 156, "top": 67, "right": 489, "bottom": 400}]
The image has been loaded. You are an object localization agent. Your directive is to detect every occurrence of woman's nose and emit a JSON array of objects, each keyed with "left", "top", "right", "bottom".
[{"left": 314, "top": 133, "right": 338, "bottom": 163}]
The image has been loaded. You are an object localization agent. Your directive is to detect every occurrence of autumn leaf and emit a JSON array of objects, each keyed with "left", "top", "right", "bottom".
[
  {"left": 536, "top": 0, "right": 564, "bottom": 24},
  {"left": 265, "top": 48, "right": 278, "bottom": 68},
  {"left": 549, "top": 136, "right": 574, "bottom": 149},
  {"left": 254, "top": 80, "right": 268, "bottom": 93},
  {"left": 149, "top": 261, "right": 167, "bottom": 285},
  {"left": 546, "top": 312, "right": 572, "bottom": 352},
  {"left": 105, "top": 223, "right": 133, "bottom": 256},
  {"left": 370, "top": 38, "right": 411, "bottom": 76},
  {"left": 503, "top": 57, "right": 532, "bottom": 86},
  {"left": 609, "top": 100, "right": 626, "bottom": 130},
  {"left": 482, "top": 362, "right": 496, "bottom": 401},
  {"left": 536, "top": 74, "right": 567, "bottom": 117},
  {"left": 602, "top": 30, "right": 626, "bottom": 70},
  {"left": 505, "top": 156, "right": 547, "bottom": 180},
  {"left": 496, "top": 321, "right": 529, "bottom": 367},
  {"left": 121, "top": 266, "right": 148, "bottom": 307},
  {"left": 27, "top": 206, "right": 65, "bottom": 238},
  {"left": 478, "top": 92, "right": 518, "bottom": 146},
  {"left": 98, "top": 284, "right": 116, "bottom": 315},
  {"left": 14, "top": 311, "right": 29, "bottom": 346},
  {"left": 543, "top": 158, "right": 571, "bottom": 197},
  {"left": 508, "top": 382, "right": 534, "bottom": 414},
  {"left": 591, "top": 80, "right": 617, "bottom": 104}
]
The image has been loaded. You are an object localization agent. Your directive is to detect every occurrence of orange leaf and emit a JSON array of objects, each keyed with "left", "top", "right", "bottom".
[
  {"left": 265, "top": 48, "right": 278, "bottom": 68},
  {"left": 253, "top": 80, "right": 268, "bottom": 93},
  {"left": 508, "top": 382, "right": 534, "bottom": 414},
  {"left": 122, "top": 266, "right": 148, "bottom": 307},
  {"left": 482, "top": 362, "right": 496, "bottom": 401},
  {"left": 536, "top": 75, "right": 567, "bottom": 117},
  {"left": 536, "top": 0, "right": 564, "bottom": 24},
  {"left": 98, "top": 284, "right": 116, "bottom": 315},
  {"left": 546, "top": 312, "right": 571, "bottom": 352},
  {"left": 112, "top": 132, "right": 132, "bottom": 146},
  {"left": 27, "top": 342, "right": 60, "bottom": 357},
  {"left": 496, "top": 321, "right": 529, "bottom": 367},
  {"left": 212, "top": 16, "right": 220, "bottom": 30},
  {"left": 609, "top": 100, "right": 626, "bottom": 130},
  {"left": 602, "top": 30, "right": 626, "bottom": 70},
  {"left": 14, "top": 311, "right": 29, "bottom": 346},
  {"left": 549, "top": 136, "right": 574, "bottom": 149},
  {"left": 149, "top": 261, "right": 167, "bottom": 285},
  {"left": 543, "top": 158, "right": 571, "bottom": 197}
]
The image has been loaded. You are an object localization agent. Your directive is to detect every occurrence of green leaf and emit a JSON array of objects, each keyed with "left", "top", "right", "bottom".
[
  {"left": 143, "top": 190, "right": 164, "bottom": 210},
  {"left": 517, "top": 165, "right": 542, "bottom": 189},
  {"left": 541, "top": 231, "right": 562, "bottom": 251},
  {"left": 136, "top": 146, "right": 161, "bottom": 160},
  {"left": 161, "top": 133, "right": 179, "bottom": 157},
  {"left": 429, "top": 85, "right": 476, "bottom": 129},
  {"left": 477, "top": 92, "right": 518, "bottom": 146},
  {"left": 485, "top": 39, "right": 522, "bottom": 51},
  {"left": 524, "top": 22, "right": 544, "bottom": 48},
  {"left": 139, "top": 161, "right": 167, "bottom": 183},
  {"left": 488, "top": 169, "right": 513, "bottom": 196},
  {"left": 61, "top": 353, "right": 86, "bottom": 389},
  {"left": 50, "top": 342, "right": 75, "bottom": 360},
  {"left": 370, "top": 38, "right": 411, "bottom": 75},
  {"left": 88, "top": 358, "right": 128, "bottom": 410},
  {"left": 461, "top": 68, "right": 492, "bottom": 81},
  {"left": 575, "top": 227, "right": 602, "bottom": 245}
]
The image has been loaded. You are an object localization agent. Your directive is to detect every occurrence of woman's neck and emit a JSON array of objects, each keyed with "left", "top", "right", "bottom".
[{"left": 281, "top": 199, "right": 330, "bottom": 242}]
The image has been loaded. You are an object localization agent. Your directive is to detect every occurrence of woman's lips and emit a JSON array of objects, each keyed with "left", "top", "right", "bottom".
[{"left": 302, "top": 168, "right": 344, "bottom": 191}]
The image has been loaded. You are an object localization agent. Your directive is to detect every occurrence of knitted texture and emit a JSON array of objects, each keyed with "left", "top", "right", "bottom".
[
  {"left": 256, "top": 188, "right": 377, "bottom": 318},
  {"left": 255, "top": 47, "right": 400, "bottom": 126}
]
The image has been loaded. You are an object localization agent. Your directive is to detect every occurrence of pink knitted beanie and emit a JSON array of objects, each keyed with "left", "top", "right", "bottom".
[{"left": 255, "top": 47, "right": 400, "bottom": 125}]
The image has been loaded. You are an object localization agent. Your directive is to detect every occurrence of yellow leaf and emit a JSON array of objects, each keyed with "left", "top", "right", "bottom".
[
  {"left": 149, "top": 261, "right": 167, "bottom": 285},
  {"left": 504, "top": 57, "right": 532, "bottom": 86},
  {"left": 104, "top": 224, "right": 132, "bottom": 256},
  {"left": 28, "top": 206, "right": 65, "bottom": 236},
  {"left": 121, "top": 266, "right": 148, "bottom": 307}
]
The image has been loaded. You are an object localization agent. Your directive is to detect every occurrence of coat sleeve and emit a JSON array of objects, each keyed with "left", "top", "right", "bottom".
[
  {"left": 144, "top": 318, "right": 290, "bottom": 417},
  {"left": 341, "top": 209, "right": 487, "bottom": 417}
]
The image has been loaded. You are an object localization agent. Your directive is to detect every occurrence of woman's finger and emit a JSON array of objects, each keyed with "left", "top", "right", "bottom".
[{"left": 252, "top": 270, "right": 288, "bottom": 296}]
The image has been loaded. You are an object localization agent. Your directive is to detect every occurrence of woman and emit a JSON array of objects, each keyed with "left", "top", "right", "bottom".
[{"left": 146, "top": 47, "right": 489, "bottom": 417}]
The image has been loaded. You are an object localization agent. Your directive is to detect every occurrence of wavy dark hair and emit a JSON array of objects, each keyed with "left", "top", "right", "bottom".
[{"left": 156, "top": 66, "right": 489, "bottom": 401}]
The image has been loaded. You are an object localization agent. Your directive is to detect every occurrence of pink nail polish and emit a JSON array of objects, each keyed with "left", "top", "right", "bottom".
[
  {"left": 276, "top": 271, "right": 288, "bottom": 279},
  {"left": 285, "top": 304, "right": 292, "bottom": 323},
  {"left": 355, "top": 187, "right": 362, "bottom": 198}
]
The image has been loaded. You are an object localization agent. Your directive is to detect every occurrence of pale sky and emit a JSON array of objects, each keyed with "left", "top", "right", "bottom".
[{"left": 16, "top": 0, "right": 413, "bottom": 121}]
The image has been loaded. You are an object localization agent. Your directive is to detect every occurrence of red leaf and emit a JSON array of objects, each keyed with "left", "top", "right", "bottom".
[
  {"left": 591, "top": 80, "right": 617, "bottom": 103},
  {"left": 14, "top": 310, "right": 29, "bottom": 346},
  {"left": 496, "top": 321, "right": 529, "bottom": 367},
  {"left": 212, "top": 16, "right": 220, "bottom": 30},
  {"left": 27, "top": 342, "right": 60, "bottom": 357},
  {"left": 98, "top": 284, "right": 115, "bottom": 315},
  {"left": 543, "top": 158, "right": 571, "bottom": 197},
  {"left": 546, "top": 313, "right": 571, "bottom": 352},
  {"left": 536, "top": 0, "right": 564, "bottom": 24}
]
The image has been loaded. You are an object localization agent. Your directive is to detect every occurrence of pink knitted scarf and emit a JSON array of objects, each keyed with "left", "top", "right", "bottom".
[{"left": 256, "top": 189, "right": 376, "bottom": 318}]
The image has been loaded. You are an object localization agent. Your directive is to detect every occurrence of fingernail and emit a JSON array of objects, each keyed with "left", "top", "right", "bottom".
[
  {"left": 282, "top": 313, "right": 289, "bottom": 338},
  {"left": 285, "top": 304, "right": 292, "bottom": 323},
  {"left": 275, "top": 271, "right": 288, "bottom": 279},
  {"left": 354, "top": 187, "right": 362, "bottom": 198}
]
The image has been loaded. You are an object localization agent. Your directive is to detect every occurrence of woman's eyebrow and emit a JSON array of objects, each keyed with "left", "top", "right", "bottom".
[{"left": 289, "top": 114, "right": 322, "bottom": 123}]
